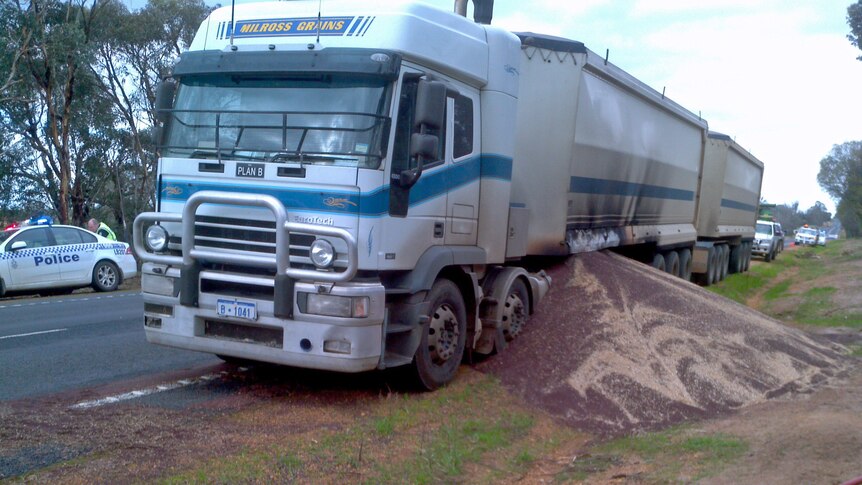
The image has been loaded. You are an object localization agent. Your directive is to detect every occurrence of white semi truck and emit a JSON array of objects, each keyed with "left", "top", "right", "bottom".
[{"left": 134, "top": 0, "right": 763, "bottom": 389}]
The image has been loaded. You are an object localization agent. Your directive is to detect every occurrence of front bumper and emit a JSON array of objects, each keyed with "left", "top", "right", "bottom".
[
  {"left": 751, "top": 239, "right": 772, "bottom": 255},
  {"left": 134, "top": 191, "right": 380, "bottom": 372},
  {"left": 142, "top": 265, "right": 385, "bottom": 372}
]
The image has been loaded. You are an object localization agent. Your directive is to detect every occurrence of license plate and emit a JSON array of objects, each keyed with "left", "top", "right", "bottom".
[{"left": 217, "top": 298, "right": 257, "bottom": 320}]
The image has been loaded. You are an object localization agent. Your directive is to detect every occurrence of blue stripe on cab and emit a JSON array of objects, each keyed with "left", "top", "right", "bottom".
[
  {"left": 160, "top": 154, "right": 513, "bottom": 218},
  {"left": 569, "top": 176, "right": 695, "bottom": 201}
]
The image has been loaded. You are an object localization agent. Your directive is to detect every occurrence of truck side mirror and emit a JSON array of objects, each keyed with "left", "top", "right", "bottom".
[
  {"left": 154, "top": 79, "right": 177, "bottom": 125},
  {"left": 414, "top": 80, "right": 446, "bottom": 131},
  {"left": 409, "top": 133, "right": 439, "bottom": 161}
]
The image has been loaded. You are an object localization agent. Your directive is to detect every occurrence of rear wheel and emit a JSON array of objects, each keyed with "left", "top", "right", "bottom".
[
  {"left": 743, "top": 242, "right": 752, "bottom": 271},
  {"left": 651, "top": 253, "right": 666, "bottom": 272},
  {"left": 411, "top": 279, "right": 467, "bottom": 391},
  {"left": 664, "top": 251, "right": 680, "bottom": 277},
  {"left": 707, "top": 247, "right": 719, "bottom": 285},
  {"left": 501, "top": 279, "right": 529, "bottom": 342},
  {"left": 92, "top": 260, "right": 120, "bottom": 292},
  {"left": 728, "top": 245, "right": 742, "bottom": 274},
  {"left": 678, "top": 248, "right": 693, "bottom": 281},
  {"left": 718, "top": 245, "right": 729, "bottom": 281}
]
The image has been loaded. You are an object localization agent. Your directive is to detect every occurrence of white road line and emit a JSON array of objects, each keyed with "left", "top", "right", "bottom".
[
  {"left": 0, "top": 328, "right": 68, "bottom": 340},
  {"left": 0, "top": 291, "right": 140, "bottom": 309},
  {"left": 70, "top": 372, "right": 227, "bottom": 410}
]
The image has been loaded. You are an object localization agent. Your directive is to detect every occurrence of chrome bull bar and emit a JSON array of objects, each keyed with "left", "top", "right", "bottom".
[{"left": 133, "top": 191, "right": 358, "bottom": 318}]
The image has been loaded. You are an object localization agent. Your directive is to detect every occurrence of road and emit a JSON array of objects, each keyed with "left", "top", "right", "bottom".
[{"left": 0, "top": 292, "right": 219, "bottom": 401}]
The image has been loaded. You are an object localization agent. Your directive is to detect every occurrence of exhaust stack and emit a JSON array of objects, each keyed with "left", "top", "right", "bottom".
[{"left": 453, "top": 0, "right": 494, "bottom": 25}]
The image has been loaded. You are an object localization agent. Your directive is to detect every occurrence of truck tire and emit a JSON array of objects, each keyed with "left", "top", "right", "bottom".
[
  {"left": 651, "top": 253, "right": 666, "bottom": 272},
  {"left": 729, "top": 245, "right": 742, "bottom": 274},
  {"left": 678, "top": 248, "right": 693, "bottom": 281},
  {"left": 411, "top": 279, "right": 467, "bottom": 391},
  {"left": 501, "top": 278, "right": 529, "bottom": 342},
  {"left": 706, "top": 247, "right": 719, "bottom": 285},
  {"left": 663, "top": 250, "right": 680, "bottom": 277},
  {"left": 92, "top": 260, "right": 121, "bottom": 292},
  {"left": 743, "top": 242, "right": 752, "bottom": 271},
  {"left": 718, "top": 245, "right": 729, "bottom": 281}
]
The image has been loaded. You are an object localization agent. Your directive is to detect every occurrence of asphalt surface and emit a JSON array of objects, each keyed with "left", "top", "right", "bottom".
[{"left": 0, "top": 291, "right": 219, "bottom": 401}]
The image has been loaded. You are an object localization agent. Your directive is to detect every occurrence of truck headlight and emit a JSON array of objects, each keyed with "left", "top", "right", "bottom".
[
  {"left": 306, "top": 293, "right": 369, "bottom": 318},
  {"left": 310, "top": 239, "right": 335, "bottom": 268},
  {"left": 145, "top": 225, "right": 169, "bottom": 252}
]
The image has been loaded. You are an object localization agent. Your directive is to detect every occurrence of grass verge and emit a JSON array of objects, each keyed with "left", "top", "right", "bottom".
[
  {"left": 710, "top": 240, "right": 862, "bottom": 328},
  {"left": 157, "top": 373, "right": 584, "bottom": 484},
  {"left": 556, "top": 427, "right": 748, "bottom": 482}
]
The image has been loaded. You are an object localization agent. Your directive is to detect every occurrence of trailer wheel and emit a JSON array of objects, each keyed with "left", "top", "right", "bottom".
[
  {"left": 501, "top": 278, "right": 529, "bottom": 342},
  {"left": 678, "top": 248, "right": 693, "bottom": 281},
  {"left": 729, "top": 245, "right": 742, "bottom": 274},
  {"left": 411, "top": 279, "right": 467, "bottom": 391},
  {"left": 707, "top": 247, "right": 719, "bottom": 285},
  {"left": 651, "top": 253, "right": 666, "bottom": 272},
  {"left": 718, "top": 245, "right": 729, "bottom": 281},
  {"left": 663, "top": 251, "right": 680, "bottom": 278},
  {"left": 741, "top": 242, "right": 751, "bottom": 271}
]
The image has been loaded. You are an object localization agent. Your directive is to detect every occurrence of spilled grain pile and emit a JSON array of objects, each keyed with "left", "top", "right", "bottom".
[{"left": 478, "top": 251, "right": 848, "bottom": 435}]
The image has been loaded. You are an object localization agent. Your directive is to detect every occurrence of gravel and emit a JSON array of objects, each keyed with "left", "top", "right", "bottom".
[{"left": 478, "top": 251, "right": 848, "bottom": 435}]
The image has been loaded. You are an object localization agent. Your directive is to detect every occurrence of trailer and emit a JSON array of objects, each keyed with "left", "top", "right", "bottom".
[
  {"left": 691, "top": 133, "right": 764, "bottom": 285},
  {"left": 134, "top": 0, "right": 764, "bottom": 389}
]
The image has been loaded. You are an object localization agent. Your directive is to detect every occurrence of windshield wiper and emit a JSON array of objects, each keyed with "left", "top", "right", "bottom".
[
  {"left": 267, "top": 152, "right": 358, "bottom": 164},
  {"left": 188, "top": 149, "right": 261, "bottom": 161}
]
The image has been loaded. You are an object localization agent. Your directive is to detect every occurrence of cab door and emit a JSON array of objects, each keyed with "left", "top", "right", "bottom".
[
  {"left": 444, "top": 88, "right": 480, "bottom": 246},
  {"left": 3, "top": 227, "right": 59, "bottom": 289}
]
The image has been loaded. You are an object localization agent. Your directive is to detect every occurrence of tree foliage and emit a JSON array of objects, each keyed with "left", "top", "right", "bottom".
[
  {"left": 0, "top": 0, "right": 210, "bottom": 234},
  {"left": 818, "top": 141, "right": 862, "bottom": 237},
  {"left": 849, "top": 0, "right": 862, "bottom": 60}
]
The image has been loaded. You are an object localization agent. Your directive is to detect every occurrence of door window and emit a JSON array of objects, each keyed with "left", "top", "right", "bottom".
[
  {"left": 9, "top": 228, "right": 52, "bottom": 248},
  {"left": 52, "top": 227, "right": 86, "bottom": 245},
  {"left": 453, "top": 94, "right": 474, "bottom": 160}
]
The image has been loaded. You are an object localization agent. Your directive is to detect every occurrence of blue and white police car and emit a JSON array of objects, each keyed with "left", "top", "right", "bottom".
[{"left": 0, "top": 224, "right": 137, "bottom": 296}]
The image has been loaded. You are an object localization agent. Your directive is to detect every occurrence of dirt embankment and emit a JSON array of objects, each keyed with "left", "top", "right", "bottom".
[{"left": 479, "top": 251, "right": 849, "bottom": 435}]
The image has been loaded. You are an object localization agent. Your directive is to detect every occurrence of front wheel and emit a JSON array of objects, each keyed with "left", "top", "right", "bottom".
[
  {"left": 411, "top": 279, "right": 467, "bottom": 391},
  {"left": 502, "top": 278, "right": 530, "bottom": 342},
  {"left": 92, "top": 260, "right": 120, "bottom": 292}
]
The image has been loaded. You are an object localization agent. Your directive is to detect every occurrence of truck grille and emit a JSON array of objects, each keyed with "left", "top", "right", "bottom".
[{"left": 168, "top": 215, "right": 315, "bottom": 262}]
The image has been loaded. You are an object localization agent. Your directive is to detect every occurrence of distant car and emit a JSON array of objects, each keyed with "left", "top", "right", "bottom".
[
  {"left": 795, "top": 227, "right": 819, "bottom": 246},
  {"left": 752, "top": 220, "right": 780, "bottom": 262},
  {"left": 0, "top": 224, "right": 137, "bottom": 296},
  {"left": 818, "top": 230, "right": 827, "bottom": 246}
]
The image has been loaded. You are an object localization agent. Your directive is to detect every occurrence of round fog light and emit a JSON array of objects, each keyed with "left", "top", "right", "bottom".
[
  {"left": 310, "top": 239, "right": 335, "bottom": 268},
  {"left": 145, "top": 225, "right": 169, "bottom": 252}
]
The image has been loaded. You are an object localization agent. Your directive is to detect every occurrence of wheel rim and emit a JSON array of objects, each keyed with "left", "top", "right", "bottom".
[
  {"left": 98, "top": 265, "right": 116, "bottom": 288},
  {"left": 428, "top": 303, "right": 460, "bottom": 364},
  {"left": 502, "top": 291, "right": 527, "bottom": 341}
]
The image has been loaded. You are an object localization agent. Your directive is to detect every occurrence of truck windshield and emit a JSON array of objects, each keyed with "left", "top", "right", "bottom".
[{"left": 162, "top": 74, "right": 392, "bottom": 169}]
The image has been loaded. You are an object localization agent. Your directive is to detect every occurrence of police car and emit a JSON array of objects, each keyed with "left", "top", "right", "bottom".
[{"left": 0, "top": 224, "right": 137, "bottom": 296}]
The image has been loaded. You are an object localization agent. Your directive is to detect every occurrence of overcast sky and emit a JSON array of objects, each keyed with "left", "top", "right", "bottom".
[{"left": 127, "top": 0, "right": 862, "bottom": 213}]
